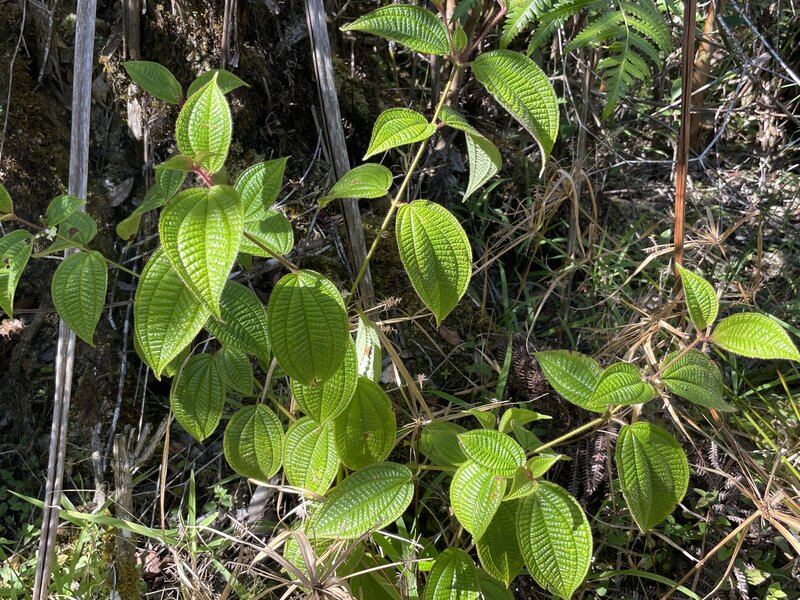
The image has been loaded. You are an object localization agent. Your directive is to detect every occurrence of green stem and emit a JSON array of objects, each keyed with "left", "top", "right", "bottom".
[
  {"left": 532, "top": 406, "right": 622, "bottom": 454},
  {"left": 652, "top": 335, "right": 705, "bottom": 379},
  {"left": 242, "top": 232, "right": 299, "bottom": 273}
]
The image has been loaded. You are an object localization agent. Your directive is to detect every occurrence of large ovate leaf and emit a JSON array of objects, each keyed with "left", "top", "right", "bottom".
[
  {"left": 396, "top": 200, "right": 472, "bottom": 324},
  {"left": 234, "top": 159, "right": 294, "bottom": 257},
  {"left": 477, "top": 571, "right": 514, "bottom": 600},
  {"left": 615, "top": 422, "right": 689, "bottom": 531},
  {"left": 223, "top": 404, "right": 284, "bottom": 480},
  {"left": 241, "top": 209, "right": 293, "bottom": 257},
  {"left": 355, "top": 314, "right": 382, "bottom": 382},
  {"left": 267, "top": 270, "right": 350, "bottom": 385},
  {"left": 308, "top": 462, "right": 413, "bottom": 539},
  {"left": 423, "top": 548, "right": 480, "bottom": 600},
  {"left": 450, "top": 461, "right": 504, "bottom": 539},
  {"left": 175, "top": 77, "right": 232, "bottom": 173},
  {"left": 711, "top": 313, "right": 800, "bottom": 362},
  {"left": 471, "top": 50, "right": 559, "bottom": 171},
  {"left": 590, "top": 362, "right": 656, "bottom": 408},
  {"left": 662, "top": 349, "right": 733, "bottom": 411},
  {"left": 341, "top": 5, "right": 450, "bottom": 56},
  {"left": 419, "top": 421, "right": 468, "bottom": 467},
  {"left": 457, "top": 430, "right": 525, "bottom": 478},
  {"left": 51, "top": 251, "right": 107, "bottom": 346},
  {"left": 476, "top": 501, "right": 524, "bottom": 587},
  {"left": 291, "top": 339, "right": 358, "bottom": 423},
  {"left": 536, "top": 350, "right": 603, "bottom": 411},
  {"left": 204, "top": 280, "right": 270, "bottom": 363},
  {"left": 320, "top": 163, "right": 393, "bottom": 207},
  {"left": 517, "top": 482, "right": 592, "bottom": 599},
  {"left": 187, "top": 69, "right": 249, "bottom": 99},
  {"left": 0, "top": 230, "right": 33, "bottom": 317},
  {"left": 134, "top": 249, "right": 210, "bottom": 378},
  {"left": 171, "top": 353, "right": 225, "bottom": 442},
  {"left": 439, "top": 107, "right": 501, "bottom": 201},
  {"left": 283, "top": 417, "right": 339, "bottom": 495},
  {"left": 123, "top": 61, "right": 182, "bottom": 103},
  {"left": 333, "top": 376, "right": 396, "bottom": 469},
  {"left": 215, "top": 346, "right": 254, "bottom": 396},
  {"left": 45, "top": 195, "right": 84, "bottom": 226},
  {"left": 160, "top": 185, "right": 243, "bottom": 317},
  {"left": 0, "top": 183, "right": 12, "bottom": 214},
  {"left": 677, "top": 265, "right": 718, "bottom": 331},
  {"left": 364, "top": 109, "right": 436, "bottom": 159}
]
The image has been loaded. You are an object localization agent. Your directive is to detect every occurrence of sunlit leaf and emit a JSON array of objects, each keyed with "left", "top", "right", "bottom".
[
  {"left": 476, "top": 501, "right": 524, "bottom": 587},
  {"left": 0, "top": 230, "right": 33, "bottom": 317},
  {"left": 175, "top": 76, "right": 232, "bottom": 173},
  {"left": 320, "top": 163, "right": 393, "bottom": 208},
  {"left": 333, "top": 376, "right": 396, "bottom": 469},
  {"left": 536, "top": 350, "right": 603, "bottom": 411},
  {"left": 458, "top": 429, "right": 525, "bottom": 478},
  {"left": 171, "top": 353, "right": 225, "bottom": 442},
  {"left": 291, "top": 339, "right": 358, "bottom": 423},
  {"left": 450, "top": 461, "right": 504, "bottom": 539},
  {"left": 341, "top": 5, "right": 450, "bottom": 56},
  {"left": 205, "top": 280, "right": 270, "bottom": 363},
  {"left": 711, "top": 313, "right": 800, "bottom": 362},
  {"left": 423, "top": 548, "right": 480, "bottom": 600},
  {"left": 677, "top": 265, "right": 719, "bottom": 330},
  {"left": 123, "top": 61, "right": 182, "bottom": 103},
  {"left": 284, "top": 417, "right": 339, "bottom": 495},
  {"left": 661, "top": 349, "right": 733, "bottom": 411},
  {"left": 51, "top": 251, "right": 107, "bottom": 346},
  {"left": 223, "top": 404, "right": 284, "bottom": 480},
  {"left": 364, "top": 108, "right": 436, "bottom": 159}
]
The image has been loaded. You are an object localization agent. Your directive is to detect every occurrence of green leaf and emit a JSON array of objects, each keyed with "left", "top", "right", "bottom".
[
  {"left": 334, "top": 376, "right": 396, "bottom": 469},
  {"left": 590, "top": 362, "right": 656, "bottom": 408},
  {"left": 526, "top": 454, "right": 566, "bottom": 478},
  {"left": 235, "top": 158, "right": 287, "bottom": 210},
  {"left": 284, "top": 417, "right": 339, "bottom": 495},
  {"left": 341, "top": 5, "right": 450, "bottom": 56},
  {"left": 476, "top": 501, "right": 524, "bottom": 587},
  {"left": 535, "top": 350, "right": 603, "bottom": 411},
  {"left": 477, "top": 571, "right": 514, "bottom": 600},
  {"left": 51, "top": 251, "right": 107, "bottom": 346},
  {"left": 711, "top": 313, "right": 800, "bottom": 362},
  {"left": 396, "top": 200, "right": 472, "bottom": 324},
  {"left": 291, "top": 339, "right": 358, "bottom": 423},
  {"left": 45, "top": 195, "right": 85, "bottom": 226},
  {"left": 320, "top": 164, "right": 393, "bottom": 208},
  {"left": 677, "top": 265, "right": 718, "bottom": 330},
  {"left": 215, "top": 347, "right": 254, "bottom": 396},
  {"left": 466, "top": 409, "right": 497, "bottom": 429},
  {"left": 308, "top": 462, "right": 414, "bottom": 539},
  {"left": 504, "top": 466, "right": 539, "bottom": 501},
  {"left": 123, "top": 61, "right": 182, "bottom": 103},
  {"left": 364, "top": 109, "right": 436, "bottom": 160},
  {"left": 175, "top": 76, "right": 232, "bottom": 173},
  {"left": 662, "top": 349, "right": 733, "bottom": 411},
  {"left": 38, "top": 211, "right": 98, "bottom": 256},
  {"left": 615, "top": 422, "right": 689, "bottom": 531},
  {"left": 355, "top": 314, "right": 382, "bottom": 382},
  {"left": 0, "top": 182, "right": 13, "bottom": 214},
  {"left": 204, "top": 280, "right": 270, "bottom": 363},
  {"left": 223, "top": 404, "right": 284, "bottom": 480},
  {"left": 134, "top": 248, "right": 210, "bottom": 378},
  {"left": 498, "top": 408, "right": 550, "bottom": 434},
  {"left": 267, "top": 270, "right": 350, "bottom": 385},
  {"left": 457, "top": 430, "right": 525, "bottom": 478},
  {"left": 171, "top": 353, "right": 225, "bottom": 442},
  {"left": 423, "top": 548, "right": 480, "bottom": 600},
  {"left": 501, "top": 0, "right": 542, "bottom": 48},
  {"left": 0, "top": 230, "right": 33, "bottom": 317},
  {"left": 517, "top": 482, "right": 592, "bottom": 599},
  {"left": 419, "top": 421, "right": 468, "bottom": 467},
  {"left": 159, "top": 154, "right": 196, "bottom": 173},
  {"left": 450, "top": 461, "right": 504, "bottom": 539},
  {"left": 187, "top": 69, "right": 249, "bottom": 99},
  {"left": 453, "top": 24, "right": 468, "bottom": 52},
  {"left": 159, "top": 185, "right": 243, "bottom": 317},
  {"left": 471, "top": 50, "right": 559, "bottom": 171}
]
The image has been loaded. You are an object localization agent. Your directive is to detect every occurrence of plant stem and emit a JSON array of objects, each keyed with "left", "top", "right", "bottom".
[
  {"left": 242, "top": 232, "right": 299, "bottom": 273},
  {"left": 652, "top": 335, "right": 705, "bottom": 379},
  {"left": 532, "top": 406, "right": 622, "bottom": 454}
]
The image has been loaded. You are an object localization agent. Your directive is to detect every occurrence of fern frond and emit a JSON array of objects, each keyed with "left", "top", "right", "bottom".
[
  {"left": 527, "top": 0, "right": 605, "bottom": 51},
  {"left": 454, "top": 0, "right": 481, "bottom": 21},
  {"left": 501, "top": 0, "right": 557, "bottom": 48}
]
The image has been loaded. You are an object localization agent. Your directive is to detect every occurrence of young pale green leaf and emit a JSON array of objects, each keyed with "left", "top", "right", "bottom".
[
  {"left": 123, "top": 61, "right": 182, "bottom": 103},
  {"left": 471, "top": 50, "right": 559, "bottom": 171},
  {"left": 175, "top": 77, "right": 232, "bottom": 173},
  {"left": 423, "top": 548, "right": 480, "bottom": 600},
  {"left": 526, "top": 454, "right": 567, "bottom": 478},
  {"left": 134, "top": 248, "right": 210, "bottom": 378},
  {"left": 458, "top": 430, "right": 525, "bottom": 478},
  {"left": 355, "top": 314, "right": 382, "bottom": 382},
  {"left": 170, "top": 353, "right": 225, "bottom": 442},
  {"left": 450, "top": 461, "right": 504, "bottom": 539},
  {"left": 615, "top": 422, "right": 689, "bottom": 531},
  {"left": 517, "top": 482, "right": 592, "bottom": 599},
  {"left": 341, "top": 5, "right": 450, "bottom": 56},
  {"left": 45, "top": 195, "right": 85, "bottom": 226},
  {"left": 320, "top": 163, "right": 393, "bottom": 208},
  {"left": 440, "top": 108, "right": 503, "bottom": 200},
  {"left": 51, "top": 251, "right": 107, "bottom": 346},
  {"left": 215, "top": 346, "right": 254, "bottom": 396},
  {"left": 364, "top": 108, "right": 436, "bottom": 159},
  {"left": 467, "top": 409, "right": 497, "bottom": 429},
  {"left": 396, "top": 200, "right": 472, "bottom": 324},
  {"left": 711, "top": 313, "right": 800, "bottom": 362},
  {"left": 662, "top": 349, "right": 733, "bottom": 412},
  {"left": 0, "top": 230, "right": 33, "bottom": 317},
  {"left": 677, "top": 265, "right": 718, "bottom": 330},
  {"left": 291, "top": 339, "right": 358, "bottom": 423},
  {"left": 187, "top": 69, "right": 249, "bottom": 99},
  {"left": 223, "top": 404, "right": 284, "bottom": 480},
  {"left": 334, "top": 376, "right": 396, "bottom": 470},
  {"left": 0, "top": 183, "right": 13, "bottom": 214},
  {"left": 159, "top": 154, "right": 196, "bottom": 173},
  {"left": 267, "top": 269, "right": 350, "bottom": 385},
  {"left": 535, "top": 350, "right": 603, "bottom": 411},
  {"left": 284, "top": 417, "right": 339, "bottom": 495},
  {"left": 419, "top": 421, "right": 468, "bottom": 467},
  {"left": 453, "top": 24, "right": 468, "bottom": 52},
  {"left": 476, "top": 501, "right": 524, "bottom": 587},
  {"left": 504, "top": 466, "right": 538, "bottom": 502},
  {"left": 498, "top": 408, "right": 550, "bottom": 434},
  {"left": 160, "top": 185, "right": 243, "bottom": 317},
  {"left": 205, "top": 280, "right": 270, "bottom": 363},
  {"left": 308, "top": 462, "right": 413, "bottom": 539},
  {"left": 590, "top": 362, "right": 656, "bottom": 408}
]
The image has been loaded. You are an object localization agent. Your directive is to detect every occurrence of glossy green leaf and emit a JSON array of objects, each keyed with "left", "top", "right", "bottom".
[
  {"left": 535, "top": 350, "right": 603, "bottom": 411},
  {"left": 320, "top": 163, "right": 393, "bottom": 207},
  {"left": 160, "top": 185, "right": 243, "bottom": 317},
  {"left": 472, "top": 50, "right": 559, "bottom": 171},
  {"left": 134, "top": 248, "right": 210, "bottom": 378},
  {"left": 0, "top": 230, "right": 33, "bottom": 317},
  {"left": 51, "top": 251, "right": 107, "bottom": 346},
  {"left": 466, "top": 409, "right": 497, "bottom": 429},
  {"left": 517, "top": 482, "right": 592, "bottom": 599},
  {"left": 662, "top": 349, "right": 733, "bottom": 411},
  {"left": 205, "top": 280, "right": 270, "bottom": 363},
  {"left": 458, "top": 430, "right": 525, "bottom": 478},
  {"left": 477, "top": 571, "right": 514, "bottom": 600},
  {"left": 334, "top": 376, "right": 396, "bottom": 469},
  {"left": 234, "top": 158, "right": 293, "bottom": 257},
  {"left": 423, "top": 548, "right": 480, "bottom": 600},
  {"left": 396, "top": 200, "right": 472, "bottom": 324},
  {"left": 504, "top": 466, "right": 539, "bottom": 501},
  {"left": 0, "top": 183, "right": 13, "bottom": 214},
  {"left": 355, "top": 314, "right": 382, "bottom": 382},
  {"left": 284, "top": 417, "right": 339, "bottom": 495},
  {"left": 450, "top": 461, "right": 504, "bottom": 539},
  {"left": 364, "top": 108, "right": 436, "bottom": 159},
  {"left": 419, "top": 421, "right": 468, "bottom": 467},
  {"left": 526, "top": 454, "right": 567, "bottom": 478},
  {"left": 223, "top": 404, "right": 284, "bottom": 480},
  {"left": 241, "top": 209, "right": 294, "bottom": 257},
  {"left": 215, "top": 346, "right": 254, "bottom": 396},
  {"left": 175, "top": 77, "right": 232, "bottom": 173},
  {"left": 123, "top": 61, "right": 182, "bottom": 103},
  {"left": 476, "top": 501, "right": 524, "bottom": 587},
  {"left": 45, "top": 195, "right": 84, "bottom": 226},
  {"left": 160, "top": 344, "right": 190, "bottom": 380},
  {"left": 615, "top": 422, "right": 689, "bottom": 531},
  {"left": 677, "top": 265, "right": 718, "bottom": 330},
  {"left": 590, "top": 362, "right": 656, "bottom": 407},
  {"left": 187, "top": 69, "right": 249, "bottom": 99},
  {"left": 267, "top": 269, "right": 350, "bottom": 385},
  {"left": 38, "top": 211, "right": 98, "bottom": 256},
  {"left": 159, "top": 154, "right": 196, "bottom": 173},
  {"left": 498, "top": 408, "right": 550, "bottom": 434},
  {"left": 341, "top": 5, "right": 450, "bottom": 56},
  {"left": 711, "top": 313, "right": 800, "bottom": 362},
  {"left": 171, "top": 353, "right": 225, "bottom": 442},
  {"left": 308, "top": 462, "right": 413, "bottom": 539},
  {"left": 291, "top": 339, "right": 358, "bottom": 423}
]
